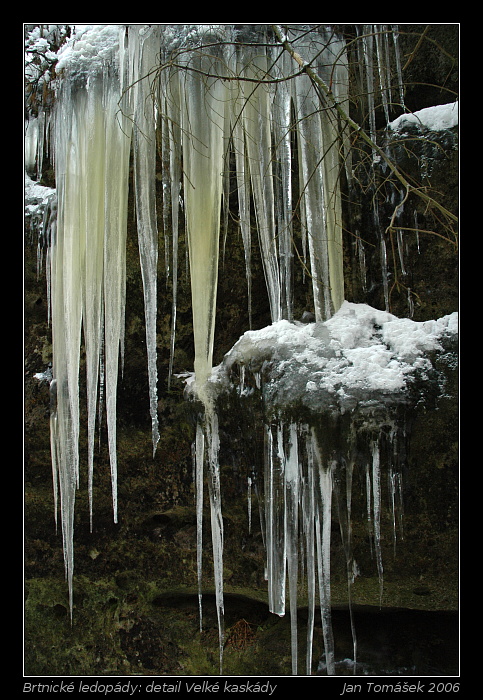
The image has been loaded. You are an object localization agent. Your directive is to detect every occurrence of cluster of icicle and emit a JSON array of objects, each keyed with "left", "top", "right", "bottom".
[
  {"left": 240, "top": 415, "right": 405, "bottom": 676},
  {"left": 32, "top": 24, "right": 407, "bottom": 674}
]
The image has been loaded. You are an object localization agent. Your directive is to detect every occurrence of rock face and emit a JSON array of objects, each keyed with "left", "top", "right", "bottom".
[{"left": 24, "top": 25, "right": 458, "bottom": 676}]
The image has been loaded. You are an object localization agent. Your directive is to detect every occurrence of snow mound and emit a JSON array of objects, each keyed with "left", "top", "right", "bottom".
[
  {"left": 25, "top": 172, "right": 55, "bottom": 205},
  {"left": 389, "top": 101, "right": 458, "bottom": 133},
  {"left": 55, "top": 25, "right": 121, "bottom": 76},
  {"left": 205, "top": 301, "right": 458, "bottom": 414}
]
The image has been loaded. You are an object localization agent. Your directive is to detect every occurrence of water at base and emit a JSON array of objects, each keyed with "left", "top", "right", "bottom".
[{"left": 316, "top": 608, "right": 458, "bottom": 677}]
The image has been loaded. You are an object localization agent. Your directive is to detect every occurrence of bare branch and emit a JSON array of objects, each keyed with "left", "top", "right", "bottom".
[{"left": 271, "top": 24, "right": 458, "bottom": 229}]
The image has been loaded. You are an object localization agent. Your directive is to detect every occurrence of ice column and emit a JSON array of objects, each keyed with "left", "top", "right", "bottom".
[
  {"left": 237, "top": 45, "right": 282, "bottom": 322},
  {"left": 158, "top": 48, "right": 183, "bottom": 388},
  {"left": 178, "top": 43, "right": 227, "bottom": 396},
  {"left": 264, "top": 424, "right": 287, "bottom": 616},
  {"left": 285, "top": 423, "right": 300, "bottom": 675},
  {"left": 371, "top": 439, "right": 384, "bottom": 604},
  {"left": 50, "top": 48, "right": 132, "bottom": 612},
  {"left": 126, "top": 25, "right": 161, "bottom": 455},
  {"left": 195, "top": 423, "right": 205, "bottom": 631},
  {"left": 228, "top": 67, "right": 253, "bottom": 327},
  {"left": 271, "top": 48, "right": 295, "bottom": 321},
  {"left": 175, "top": 34, "right": 229, "bottom": 671},
  {"left": 292, "top": 28, "right": 347, "bottom": 320},
  {"left": 310, "top": 430, "right": 336, "bottom": 676}
]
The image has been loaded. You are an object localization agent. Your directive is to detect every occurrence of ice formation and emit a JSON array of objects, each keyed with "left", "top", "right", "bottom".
[
  {"left": 190, "top": 300, "right": 457, "bottom": 674},
  {"left": 25, "top": 24, "right": 458, "bottom": 675}
]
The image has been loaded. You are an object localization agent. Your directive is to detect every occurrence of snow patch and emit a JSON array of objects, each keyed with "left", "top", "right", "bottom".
[
  {"left": 205, "top": 301, "right": 457, "bottom": 413},
  {"left": 389, "top": 101, "right": 458, "bottom": 133},
  {"left": 25, "top": 172, "right": 55, "bottom": 207},
  {"left": 55, "top": 25, "right": 121, "bottom": 76}
]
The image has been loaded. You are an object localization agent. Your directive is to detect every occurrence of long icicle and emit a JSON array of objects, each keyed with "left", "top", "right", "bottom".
[
  {"left": 177, "top": 29, "right": 229, "bottom": 672},
  {"left": 372, "top": 438, "right": 384, "bottom": 606},
  {"left": 311, "top": 429, "right": 335, "bottom": 676},
  {"left": 238, "top": 44, "right": 281, "bottom": 323},
  {"left": 285, "top": 423, "right": 300, "bottom": 675},
  {"left": 102, "top": 71, "right": 133, "bottom": 527},
  {"left": 50, "top": 40, "right": 133, "bottom": 614},
  {"left": 303, "top": 425, "right": 316, "bottom": 676},
  {"left": 130, "top": 25, "right": 160, "bottom": 456},
  {"left": 195, "top": 422, "right": 205, "bottom": 632}
]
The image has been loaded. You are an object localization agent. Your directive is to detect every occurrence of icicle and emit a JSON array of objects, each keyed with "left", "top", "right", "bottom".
[
  {"left": 44, "top": 195, "right": 57, "bottom": 327},
  {"left": 178, "top": 39, "right": 227, "bottom": 398},
  {"left": 206, "top": 411, "right": 224, "bottom": 674},
  {"left": 396, "top": 470, "right": 404, "bottom": 542},
  {"left": 238, "top": 46, "right": 281, "bottom": 323},
  {"left": 48, "top": 35, "right": 133, "bottom": 599},
  {"left": 247, "top": 475, "right": 252, "bottom": 534},
  {"left": 49, "top": 378, "right": 59, "bottom": 532},
  {"left": 102, "top": 76, "right": 133, "bottom": 525},
  {"left": 221, "top": 122, "right": 232, "bottom": 266},
  {"left": 174, "top": 30, "right": 230, "bottom": 671},
  {"left": 159, "top": 107, "right": 171, "bottom": 283},
  {"left": 40, "top": 26, "right": 422, "bottom": 672},
  {"left": 271, "top": 48, "right": 294, "bottom": 320},
  {"left": 388, "top": 467, "right": 398, "bottom": 557},
  {"left": 371, "top": 439, "right": 384, "bottom": 605},
  {"left": 25, "top": 113, "right": 46, "bottom": 180},
  {"left": 254, "top": 469, "right": 266, "bottom": 554},
  {"left": 345, "top": 453, "right": 358, "bottom": 674},
  {"left": 365, "top": 462, "right": 374, "bottom": 558},
  {"left": 50, "top": 80, "right": 87, "bottom": 615},
  {"left": 407, "top": 287, "right": 415, "bottom": 319},
  {"left": 375, "top": 25, "right": 390, "bottom": 124},
  {"left": 25, "top": 117, "right": 39, "bottom": 177},
  {"left": 388, "top": 426, "right": 405, "bottom": 554},
  {"left": 357, "top": 234, "right": 368, "bottom": 295},
  {"left": 334, "top": 442, "right": 358, "bottom": 674},
  {"left": 236, "top": 143, "right": 253, "bottom": 328},
  {"left": 294, "top": 69, "right": 331, "bottom": 322},
  {"left": 80, "top": 74, "right": 122, "bottom": 532},
  {"left": 195, "top": 422, "right": 205, "bottom": 632},
  {"left": 391, "top": 25, "right": 405, "bottom": 110},
  {"left": 397, "top": 228, "right": 407, "bottom": 276},
  {"left": 97, "top": 322, "right": 105, "bottom": 453},
  {"left": 129, "top": 26, "right": 161, "bottom": 455},
  {"left": 161, "top": 63, "right": 183, "bottom": 389},
  {"left": 264, "top": 423, "right": 286, "bottom": 616},
  {"left": 37, "top": 111, "right": 46, "bottom": 181},
  {"left": 302, "top": 429, "right": 316, "bottom": 676},
  {"left": 228, "top": 65, "right": 253, "bottom": 327},
  {"left": 315, "top": 29, "right": 348, "bottom": 316},
  {"left": 239, "top": 364, "right": 245, "bottom": 396},
  {"left": 360, "top": 25, "right": 379, "bottom": 164},
  {"left": 414, "top": 210, "right": 421, "bottom": 254},
  {"left": 373, "top": 197, "right": 390, "bottom": 312},
  {"left": 310, "top": 430, "right": 335, "bottom": 676},
  {"left": 285, "top": 423, "right": 300, "bottom": 675},
  {"left": 291, "top": 27, "right": 346, "bottom": 320}
]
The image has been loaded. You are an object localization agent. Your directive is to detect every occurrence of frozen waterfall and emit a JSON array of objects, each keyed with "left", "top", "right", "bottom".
[{"left": 25, "top": 24, "right": 458, "bottom": 675}]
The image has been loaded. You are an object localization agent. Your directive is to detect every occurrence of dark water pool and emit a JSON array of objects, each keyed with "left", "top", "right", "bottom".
[
  {"left": 153, "top": 593, "right": 458, "bottom": 677},
  {"left": 316, "top": 606, "right": 459, "bottom": 676}
]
